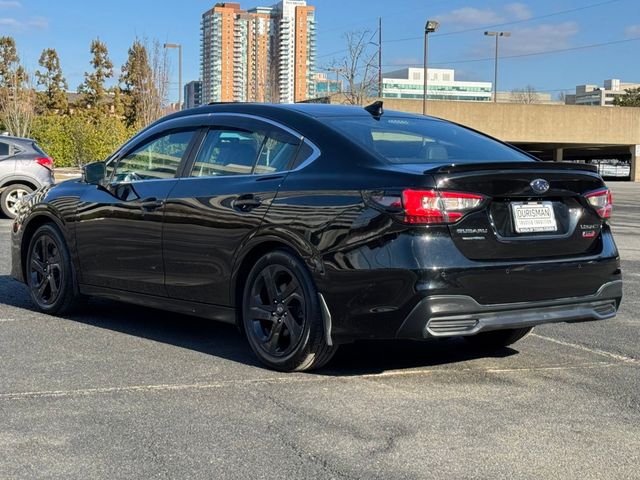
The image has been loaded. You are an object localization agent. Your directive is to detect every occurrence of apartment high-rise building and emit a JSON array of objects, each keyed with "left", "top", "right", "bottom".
[
  {"left": 184, "top": 81, "right": 203, "bottom": 109},
  {"left": 200, "top": 1, "right": 316, "bottom": 104}
]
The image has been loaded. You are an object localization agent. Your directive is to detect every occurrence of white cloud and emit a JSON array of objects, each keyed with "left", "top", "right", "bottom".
[
  {"left": 0, "top": 17, "right": 19, "bottom": 26},
  {"left": 624, "top": 25, "right": 640, "bottom": 38},
  {"left": 435, "top": 7, "right": 505, "bottom": 26},
  {"left": 468, "top": 21, "right": 579, "bottom": 58},
  {"left": 435, "top": 3, "right": 535, "bottom": 28},
  {"left": 0, "top": 15, "right": 49, "bottom": 30},
  {"left": 505, "top": 3, "right": 532, "bottom": 21},
  {"left": 0, "top": 1, "right": 21, "bottom": 8},
  {"left": 502, "top": 22, "right": 580, "bottom": 56},
  {"left": 27, "top": 16, "right": 48, "bottom": 29}
]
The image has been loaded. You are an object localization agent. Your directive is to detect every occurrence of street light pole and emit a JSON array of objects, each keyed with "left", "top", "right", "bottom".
[
  {"left": 484, "top": 31, "right": 510, "bottom": 103},
  {"left": 164, "top": 43, "right": 183, "bottom": 110},
  {"left": 423, "top": 20, "right": 439, "bottom": 115}
]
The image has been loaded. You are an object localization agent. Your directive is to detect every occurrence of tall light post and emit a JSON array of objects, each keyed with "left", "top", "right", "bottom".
[
  {"left": 484, "top": 31, "right": 510, "bottom": 103},
  {"left": 423, "top": 20, "right": 439, "bottom": 115},
  {"left": 164, "top": 43, "right": 183, "bottom": 110}
]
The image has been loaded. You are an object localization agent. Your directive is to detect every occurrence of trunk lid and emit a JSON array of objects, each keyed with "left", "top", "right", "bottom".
[{"left": 426, "top": 162, "right": 607, "bottom": 261}]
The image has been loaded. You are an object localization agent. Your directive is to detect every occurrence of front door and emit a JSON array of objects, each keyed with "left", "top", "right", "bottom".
[{"left": 76, "top": 129, "right": 198, "bottom": 296}]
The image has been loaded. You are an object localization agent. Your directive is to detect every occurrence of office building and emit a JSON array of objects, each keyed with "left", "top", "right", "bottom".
[
  {"left": 382, "top": 68, "right": 492, "bottom": 102},
  {"left": 312, "top": 73, "right": 342, "bottom": 96},
  {"left": 564, "top": 79, "right": 640, "bottom": 106},
  {"left": 200, "top": 1, "right": 316, "bottom": 104}
]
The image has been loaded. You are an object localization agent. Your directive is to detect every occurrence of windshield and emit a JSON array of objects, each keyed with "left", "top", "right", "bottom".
[{"left": 326, "top": 116, "right": 533, "bottom": 164}]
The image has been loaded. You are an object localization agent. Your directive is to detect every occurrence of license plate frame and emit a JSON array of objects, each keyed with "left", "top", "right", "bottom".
[{"left": 511, "top": 201, "right": 558, "bottom": 234}]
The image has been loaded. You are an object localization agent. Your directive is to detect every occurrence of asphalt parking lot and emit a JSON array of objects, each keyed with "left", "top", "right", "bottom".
[{"left": 0, "top": 182, "right": 638, "bottom": 479}]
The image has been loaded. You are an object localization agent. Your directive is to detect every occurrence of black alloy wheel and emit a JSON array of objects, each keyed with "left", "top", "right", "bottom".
[
  {"left": 243, "top": 250, "right": 336, "bottom": 371},
  {"left": 248, "top": 264, "right": 306, "bottom": 357},
  {"left": 26, "top": 224, "right": 79, "bottom": 314}
]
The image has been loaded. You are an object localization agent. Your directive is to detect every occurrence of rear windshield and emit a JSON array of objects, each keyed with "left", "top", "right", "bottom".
[
  {"left": 32, "top": 142, "right": 48, "bottom": 157},
  {"left": 326, "top": 116, "right": 533, "bottom": 164}
]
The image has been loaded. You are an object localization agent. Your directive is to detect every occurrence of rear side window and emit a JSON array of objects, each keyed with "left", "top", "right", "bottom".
[
  {"left": 254, "top": 131, "right": 299, "bottom": 174},
  {"left": 191, "top": 129, "right": 264, "bottom": 177},
  {"left": 0, "top": 142, "right": 9, "bottom": 157},
  {"left": 326, "top": 116, "right": 532, "bottom": 164},
  {"left": 32, "top": 143, "right": 48, "bottom": 157}
]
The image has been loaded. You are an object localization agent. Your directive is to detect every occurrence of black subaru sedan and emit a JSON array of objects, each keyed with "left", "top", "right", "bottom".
[{"left": 10, "top": 103, "right": 622, "bottom": 371}]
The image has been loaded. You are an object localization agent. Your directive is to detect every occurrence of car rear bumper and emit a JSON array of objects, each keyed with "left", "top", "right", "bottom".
[{"left": 396, "top": 280, "right": 622, "bottom": 338}]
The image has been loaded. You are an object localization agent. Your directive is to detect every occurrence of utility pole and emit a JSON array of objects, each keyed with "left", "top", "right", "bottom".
[
  {"left": 327, "top": 67, "right": 345, "bottom": 94},
  {"left": 378, "top": 17, "right": 383, "bottom": 98}
]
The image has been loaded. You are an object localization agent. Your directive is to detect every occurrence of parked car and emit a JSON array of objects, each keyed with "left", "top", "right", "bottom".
[
  {"left": 0, "top": 136, "right": 55, "bottom": 218},
  {"left": 10, "top": 103, "right": 622, "bottom": 371}
]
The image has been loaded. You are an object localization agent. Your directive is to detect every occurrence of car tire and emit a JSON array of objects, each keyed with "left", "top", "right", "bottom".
[
  {"left": 242, "top": 249, "right": 337, "bottom": 372},
  {"left": 1, "top": 184, "right": 33, "bottom": 219},
  {"left": 26, "top": 223, "right": 80, "bottom": 315},
  {"left": 464, "top": 327, "right": 533, "bottom": 350}
]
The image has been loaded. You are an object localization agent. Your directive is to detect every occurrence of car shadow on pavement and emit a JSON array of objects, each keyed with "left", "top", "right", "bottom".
[{"left": 0, "top": 275, "right": 518, "bottom": 375}]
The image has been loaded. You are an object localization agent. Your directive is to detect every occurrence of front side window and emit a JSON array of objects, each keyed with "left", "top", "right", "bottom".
[
  {"left": 326, "top": 116, "right": 533, "bottom": 165},
  {"left": 113, "top": 130, "right": 195, "bottom": 182}
]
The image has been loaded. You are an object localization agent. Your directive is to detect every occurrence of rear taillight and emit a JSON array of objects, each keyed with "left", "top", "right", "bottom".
[
  {"left": 35, "top": 157, "right": 54, "bottom": 170},
  {"left": 401, "top": 189, "right": 485, "bottom": 224},
  {"left": 585, "top": 188, "right": 612, "bottom": 219}
]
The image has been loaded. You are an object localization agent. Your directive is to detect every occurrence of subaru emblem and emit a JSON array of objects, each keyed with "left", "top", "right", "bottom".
[{"left": 530, "top": 179, "right": 550, "bottom": 194}]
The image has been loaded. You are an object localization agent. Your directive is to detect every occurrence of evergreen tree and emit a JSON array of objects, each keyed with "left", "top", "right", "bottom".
[
  {"left": 0, "top": 36, "right": 26, "bottom": 89},
  {"left": 35, "top": 48, "right": 68, "bottom": 113},
  {"left": 78, "top": 38, "right": 114, "bottom": 112},
  {"left": 120, "top": 39, "right": 153, "bottom": 127}
]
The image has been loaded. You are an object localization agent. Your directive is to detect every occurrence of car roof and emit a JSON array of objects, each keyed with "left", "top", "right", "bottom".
[
  {"left": 161, "top": 102, "right": 443, "bottom": 124},
  {"left": 0, "top": 135, "right": 36, "bottom": 144}
]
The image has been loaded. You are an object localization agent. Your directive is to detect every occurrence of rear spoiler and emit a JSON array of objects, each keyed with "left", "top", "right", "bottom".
[{"left": 425, "top": 161, "right": 598, "bottom": 175}]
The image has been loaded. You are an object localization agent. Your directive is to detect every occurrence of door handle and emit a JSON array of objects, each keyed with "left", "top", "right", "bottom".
[
  {"left": 141, "top": 197, "right": 164, "bottom": 211},
  {"left": 233, "top": 194, "right": 262, "bottom": 212}
]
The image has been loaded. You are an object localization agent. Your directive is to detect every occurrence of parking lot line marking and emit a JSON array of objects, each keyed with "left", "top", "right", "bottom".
[
  {"left": 0, "top": 319, "right": 17, "bottom": 323},
  {"left": 359, "top": 361, "right": 621, "bottom": 379},
  {"left": 0, "top": 362, "right": 624, "bottom": 401},
  {"left": 531, "top": 333, "right": 639, "bottom": 364},
  {"left": 0, "top": 376, "right": 323, "bottom": 400}
]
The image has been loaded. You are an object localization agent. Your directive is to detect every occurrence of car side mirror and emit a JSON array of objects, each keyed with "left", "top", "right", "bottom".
[{"left": 83, "top": 161, "right": 106, "bottom": 185}]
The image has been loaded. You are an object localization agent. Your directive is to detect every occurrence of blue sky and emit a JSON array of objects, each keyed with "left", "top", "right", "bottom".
[{"left": 2, "top": 0, "right": 639, "bottom": 101}]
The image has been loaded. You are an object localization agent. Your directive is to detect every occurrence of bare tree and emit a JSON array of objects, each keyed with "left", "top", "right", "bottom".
[
  {"left": 510, "top": 85, "right": 540, "bottom": 104},
  {"left": 0, "top": 73, "right": 35, "bottom": 137},
  {"left": 335, "top": 30, "right": 378, "bottom": 105},
  {"left": 0, "top": 37, "right": 34, "bottom": 136},
  {"left": 147, "top": 39, "right": 170, "bottom": 124}
]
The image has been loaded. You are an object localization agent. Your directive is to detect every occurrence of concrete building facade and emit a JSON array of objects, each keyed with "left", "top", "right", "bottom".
[
  {"left": 382, "top": 68, "right": 493, "bottom": 102},
  {"left": 200, "top": 1, "right": 316, "bottom": 104},
  {"left": 565, "top": 79, "right": 640, "bottom": 106}
]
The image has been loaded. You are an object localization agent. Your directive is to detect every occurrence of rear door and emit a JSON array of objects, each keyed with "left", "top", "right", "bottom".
[
  {"left": 163, "top": 115, "right": 302, "bottom": 305},
  {"left": 0, "top": 140, "right": 16, "bottom": 182}
]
